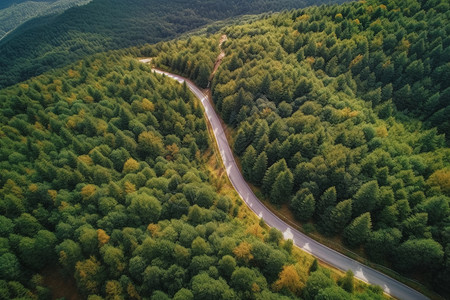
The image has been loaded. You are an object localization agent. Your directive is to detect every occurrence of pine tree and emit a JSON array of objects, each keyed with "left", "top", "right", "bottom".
[
  {"left": 291, "top": 188, "right": 315, "bottom": 221},
  {"left": 234, "top": 129, "right": 249, "bottom": 156},
  {"left": 262, "top": 159, "right": 288, "bottom": 195},
  {"left": 343, "top": 212, "right": 372, "bottom": 248},
  {"left": 241, "top": 146, "right": 256, "bottom": 180},
  {"left": 196, "top": 63, "right": 211, "bottom": 88},
  {"left": 260, "top": 74, "right": 271, "bottom": 95},
  {"left": 251, "top": 151, "right": 268, "bottom": 185},
  {"left": 316, "top": 186, "right": 337, "bottom": 217},
  {"left": 352, "top": 181, "right": 379, "bottom": 217},
  {"left": 270, "top": 170, "right": 294, "bottom": 204}
]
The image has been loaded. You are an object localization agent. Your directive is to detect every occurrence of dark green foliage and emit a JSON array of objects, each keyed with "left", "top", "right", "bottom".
[
  {"left": 0, "top": 253, "right": 21, "bottom": 281},
  {"left": 319, "top": 200, "right": 352, "bottom": 236},
  {"left": 251, "top": 151, "right": 268, "bottom": 185},
  {"left": 242, "top": 145, "right": 257, "bottom": 180},
  {"left": 365, "top": 228, "right": 401, "bottom": 263},
  {"left": 316, "top": 187, "right": 337, "bottom": 217},
  {"left": 316, "top": 286, "right": 351, "bottom": 300},
  {"left": 343, "top": 213, "right": 372, "bottom": 248},
  {"left": 352, "top": 181, "right": 379, "bottom": 217},
  {"left": 291, "top": 188, "right": 315, "bottom": 221},
  {"left": 270, "top": 170, "right": 294, "bottom": 205},
  {"left": 0, "top": 0, "right": 346, "bottom": 89},
  {"left": 395, "top": 239, "right": 444, "bottom": 273}
]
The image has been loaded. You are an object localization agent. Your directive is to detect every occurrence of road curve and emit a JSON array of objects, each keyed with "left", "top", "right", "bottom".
[{"left": 150, "top": 68, "right": 428, "bottom": 300}]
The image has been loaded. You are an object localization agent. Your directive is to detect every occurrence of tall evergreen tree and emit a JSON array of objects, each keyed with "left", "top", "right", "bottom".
[
  {"left": 352, "top": 181, "right": 379, "bottom": 217},
  {"left": 291, "top": 188, "right": 315, "bottom": 221},
  {"left": 343, "top": 212, "right": 372, "bottom": 248},
  {"left": 270, "top": 170, "right": 294, "bottom": 205},
  {"left": 251, "top": 151, "right": 268, "bottom": 185}
]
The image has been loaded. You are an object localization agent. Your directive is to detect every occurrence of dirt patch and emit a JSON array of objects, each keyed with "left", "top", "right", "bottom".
[{"left": 42, "top": 265, "right": 81, "bottom": 300}]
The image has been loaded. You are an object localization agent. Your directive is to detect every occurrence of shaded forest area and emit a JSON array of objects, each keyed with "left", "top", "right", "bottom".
[
  {"left": 0, "top": 0, "right": 91, "bottom": 40},
  {"left": 147, "top": 0, "right": 450, "bottom": 297},
  {"left": 0, "top": 0, "right": 347, "bottom": 89}
]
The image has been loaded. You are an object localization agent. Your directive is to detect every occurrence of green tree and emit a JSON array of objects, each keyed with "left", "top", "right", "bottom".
[
  {"left": 418, "top": 196, "right": 449, "bottom": 225},
  {"left": 365, "top": 228, "right": 402, "bottom": 262},
  {"left": 343, "top": 212, "right": 372, "bottom": 248},
  {"left": 218, "top": 255, "right": 237, "bottom": 279},
  {"left": 352, "top": 181, "right": 379, "bottom": 217},
  {"left": 395, "top": 239, "right": 444, "bottom": 273},
  {"left": 242, "top": 145, "right": 257, "bottom": 180},
  {"left": 316, "top": 186, "right": 337, "bottom": 217},
  {"left": 270, "top": 170, "right": 294, "bottom": 204},
  {"left": 320, "top": 199, "right": 352, "bottom": 235},
  {"left": 303, "top": 270, "right": 335, "bottom": 300},
  {"left": 196, "top": 63, "right": 211, "bottom": 88},
  {"left": 174, "top": 288, "right": 194, "bottom": 300},
  {"left": 316, "top": 286, "right": 351, "bottom": 300},
  {"left": 191, "top": 273, "right": 235, "bottom": 300},
  {"left": 251, "top": 151, "right": 268, "bottom": 185},
  {"left": 231, "top": 267, "right": 267, "bottom": 295},
  {"left": 262, "top": 159, "right": 288, "bottom": 195},
  {"left": 128, "top": 193, "right": 162, "bottom": 224},
  {"left": 0, "top": 253, "right": 21, "bottom": 281},
  {"left": 234, "top": 129, "right": 250, "bottom": 156},
  {"left": 291, "top": 188, "right": 315, "bottom": 221},
  {"left": 339, "top": 270, "right": 354, "bottom": 293}
]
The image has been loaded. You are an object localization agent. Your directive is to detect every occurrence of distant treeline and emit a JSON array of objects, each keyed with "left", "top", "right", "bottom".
[{"left": 0, "top": 0, "right": 347, "bottom": 89}]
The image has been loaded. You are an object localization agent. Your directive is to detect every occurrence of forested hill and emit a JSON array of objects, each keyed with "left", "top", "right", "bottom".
[
  {"left": 0, "top": 0, "right": 347, "bottom": 89},
  {"left": 0, "top": 0, "right": 57, "bottom": 10},
  {"left": 147, "top": 0, "right": 450, "bottom": 297},
  {"left": 0, "top": 39, "right": 387, "bottom": 299},
  {"left": 0, "top": 0, "right": 91, "bottom": 40}
]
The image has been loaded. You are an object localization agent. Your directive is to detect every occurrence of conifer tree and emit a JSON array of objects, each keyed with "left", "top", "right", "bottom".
[
  {"left": 251, "top": 151, "right": 268, "bottom": 185},
  {"left": 343, "top": 212, "right": 372, "bottom": 248},
  {"left": 270, "top": 170, "right": 294, "bottom": 205}
]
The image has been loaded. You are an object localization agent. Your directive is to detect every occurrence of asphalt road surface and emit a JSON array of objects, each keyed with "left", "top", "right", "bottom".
[{"left": 150, "top": 68, "right": 429, "bottom": 300}]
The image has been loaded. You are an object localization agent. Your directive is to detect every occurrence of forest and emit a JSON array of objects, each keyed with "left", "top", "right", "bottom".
[
  {"left": 147, "top": 0, "right": 450, "bottom": 297},
  {"left": 0, "top": 40, "right": 388, "bottom": 298},
  {"left": 0, "top": 0, "right": 90, "bottom": 40},
  {"left": 0, "top": 0, "right": 347, "bottom": 89}
]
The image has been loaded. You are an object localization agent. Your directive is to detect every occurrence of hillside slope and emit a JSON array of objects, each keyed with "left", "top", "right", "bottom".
[
  {"left": 146, "top": 0, "right": 450, "bottom": 297},
  {"left": 0, "top": 0, "right": 347, "bottom": 89},
  {"left": 0, "top": 39, "right": 388, "bottom": 298},
  {"left": 0, "top": 0, "right": 91, "bottom": 40}
]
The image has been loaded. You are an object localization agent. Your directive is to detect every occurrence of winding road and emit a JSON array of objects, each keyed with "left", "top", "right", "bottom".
[{"left": 146, "top": 66, "right": 429, "bottom": 300}]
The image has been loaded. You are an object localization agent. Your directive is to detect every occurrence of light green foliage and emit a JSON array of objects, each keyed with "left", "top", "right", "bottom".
[
  {"left": 128, "top": 193, "right": 162, "bottom": 224},
  {"left": 303, "top": 269, "right": 335, "bottom": 300}
]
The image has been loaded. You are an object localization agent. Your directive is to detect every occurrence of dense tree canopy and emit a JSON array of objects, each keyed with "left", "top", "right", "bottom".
[
  {"left": 0, "top": 0, "right": 347, "bottom": 89},
  {"left": 0, "top": 47, "right": 384, "bottom": 298},
  {"left": 149, "top": 0, "right": 450, "bottom": 296}
]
